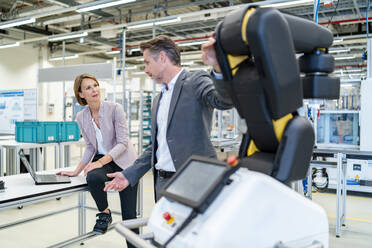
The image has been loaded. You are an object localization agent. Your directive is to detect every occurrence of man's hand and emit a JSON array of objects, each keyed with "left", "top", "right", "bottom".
[
  {"left": 104, "top": 172, "right": 130, "bottom": 192},
  {"left": 202, "top": 36, "right": 221, "bottom": 73},
  {"left": 83, "top": 161, "right": 103, "bottom": 176}
]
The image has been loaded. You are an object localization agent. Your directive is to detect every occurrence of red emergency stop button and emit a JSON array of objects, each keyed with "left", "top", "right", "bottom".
[
  {"left": 163, "top": 212, "right": 171, "bottom": 221},
  {"left": 227, "top": 156, "right": 238, "bottom": 166}
]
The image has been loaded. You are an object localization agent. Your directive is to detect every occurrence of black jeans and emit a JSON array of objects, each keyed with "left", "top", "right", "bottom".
[{"left": 86, "top": 154, "right": 138, "bottom": 247}]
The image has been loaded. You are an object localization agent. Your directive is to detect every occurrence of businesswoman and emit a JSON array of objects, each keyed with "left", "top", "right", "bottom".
[{"left": 57, "top": 74, "right": 138, "bottom": 241}]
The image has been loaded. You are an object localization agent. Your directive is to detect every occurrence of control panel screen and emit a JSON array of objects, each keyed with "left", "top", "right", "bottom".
[{"left": 164, "top": 160, "right": 226, "bottom": 203}]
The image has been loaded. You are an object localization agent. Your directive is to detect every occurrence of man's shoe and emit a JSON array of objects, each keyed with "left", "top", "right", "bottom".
[{"left": 93, "top": 210, "right": 112, "bottom": 234}]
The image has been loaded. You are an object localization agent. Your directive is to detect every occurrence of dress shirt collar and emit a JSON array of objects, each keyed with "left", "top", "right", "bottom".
[{"left": 161, "top": 68, "right": 184, "bottom": 93}]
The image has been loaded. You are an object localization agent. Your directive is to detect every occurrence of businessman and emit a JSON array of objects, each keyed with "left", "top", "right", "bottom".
[{"left": 104, "top": 35, "right": 232, "bottom": 201}]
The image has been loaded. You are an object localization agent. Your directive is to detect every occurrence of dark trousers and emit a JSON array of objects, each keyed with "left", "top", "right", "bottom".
[
  {"left": 154, "top": 172, "right": 171, "bottom": 202},
  {"left": 86, "top": 154, "right": 138, "bottom": 248}
]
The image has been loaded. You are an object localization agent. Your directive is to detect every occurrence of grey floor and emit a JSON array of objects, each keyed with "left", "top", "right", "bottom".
[{"left": 1, "top": 171, "right": 372, "bottom": 247}]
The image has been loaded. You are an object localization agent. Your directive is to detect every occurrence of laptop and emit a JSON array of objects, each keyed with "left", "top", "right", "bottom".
[{"left": 18, "top": 150, "right": 71, "bottom": 185}]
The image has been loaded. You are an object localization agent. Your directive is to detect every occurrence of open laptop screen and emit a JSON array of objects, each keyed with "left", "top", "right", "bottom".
[{"left": 18, "top": 150, "right": 38, "bottom": 181}]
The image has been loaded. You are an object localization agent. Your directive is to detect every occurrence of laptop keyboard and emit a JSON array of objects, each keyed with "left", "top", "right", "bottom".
[{"left": 38, "top": 174, "right": 58, "bottom": 180}]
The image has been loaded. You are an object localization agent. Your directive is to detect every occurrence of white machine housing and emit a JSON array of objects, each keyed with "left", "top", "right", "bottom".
[{"left": 148, "top": 168, "right": 329, "bottom": 248}]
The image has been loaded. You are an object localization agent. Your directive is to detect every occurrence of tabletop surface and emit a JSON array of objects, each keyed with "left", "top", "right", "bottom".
[{"left": 0, "top": 168, "right": 87, "bottom": 204}]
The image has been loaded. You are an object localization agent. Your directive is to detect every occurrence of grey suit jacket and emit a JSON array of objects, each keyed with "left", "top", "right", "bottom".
[
  {"left": 76, "top": 101, "right": 137, "bottom": 171},
  {"left": 123, "top": 69, "right": 233, "bottom": 186}
]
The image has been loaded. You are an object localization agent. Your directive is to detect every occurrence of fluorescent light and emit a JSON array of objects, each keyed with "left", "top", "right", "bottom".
[
  {"left": 132, "top": 71, "right": 146, "bottom": 75},
  {"left": 178, "top": 40, "right": 208, "bottom": 47},
  {"left": 77, "top": 0, "right": 136, "bottom": 12},
  {"left": 333, "top": 38, "right": 343, "bottom": 44},
  {"left": 126, "top": 66, "right": 137, "bottom": 70},
  {"left": 329, "top": 48, "right": 350, "bottom": 53},
  {"left": 0, "top": 17, "right": 35, "bottom": 29},
  {"left": 155, "top": 17, "right": 181, "bottom": 25},
  {"left": 334, "top": 55, "right": 356, "bottom": 60},
  {"left": 181, "top": 61, "right": 194, "bottom": 66},
  {"left": 127, "top": 22, "right": 154, "bottom": 30},
  {"left": 130, "top": 48, "right": 140, "bottom": 52},
  {"left": 264, "top": 0, "right": 313, "bottom": 8},
  {"left": 49, "top": 54, "right": 79, "bottom": 61},
  {"left": 106, "top": 50, "right": 120, "bottom": 55},
  {"left": 335, "top": 69, "right": 363, "bottom": 73},
  {"left": 0, "top": 42, "right": 20, "bottom": 49},
  {"left": 48, "top": 31, "right": 88, "bottom": 42},
  {"left": 127, "top": 17, "right": 181, "bottom": 30},
  {"left": 136, "top": 58, "right": 144, "bottom": 61}
]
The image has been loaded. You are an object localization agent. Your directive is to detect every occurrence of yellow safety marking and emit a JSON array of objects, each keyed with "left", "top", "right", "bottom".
[
  {"left": 227, "top": 54, "right": 249, "bottom": 75},
  {"left": 247, "top": 140, "right": 260, "bottom": 156},
  {"left": 241, "top": 8, "right": 256, "bottom": 44},
  {"left": 313, "top": 192, "right": 372, "bottom": 201},
  {"left": 166, "top": 217, "right": 175, "bottom": 225},
  {"left": 327, "top": 214, "right": 372, "bottom": 224},
  {"left": 272, "top": 113, "right": 293, "bottom": 142}
]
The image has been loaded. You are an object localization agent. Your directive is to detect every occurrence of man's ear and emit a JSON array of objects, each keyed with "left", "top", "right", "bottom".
[{"left": 159, "top": 50, "right": 167, "bottom": 64}]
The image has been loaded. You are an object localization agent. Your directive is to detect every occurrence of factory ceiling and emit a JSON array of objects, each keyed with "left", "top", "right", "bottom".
[{"left": 0, "top": 0, "right": 370, "bottom": 79}]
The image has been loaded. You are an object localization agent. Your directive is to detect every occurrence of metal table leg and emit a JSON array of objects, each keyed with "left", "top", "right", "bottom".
[
  {"left": 342, "top": 160, "right": 347, "bottom": 227},
  {"left": 78, "top": 192, "right": 86, "bottom": 240},
  {"left": 336, "top": 152, "right": 343, "bottom": 238}
]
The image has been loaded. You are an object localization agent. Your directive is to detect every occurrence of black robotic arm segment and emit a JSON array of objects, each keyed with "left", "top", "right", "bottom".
[
  {"left": 214, "top": 6, "right": 340, "bottom": 183},
  {"left": 283, "top": 13, "right": 333, "bottom": 53}
]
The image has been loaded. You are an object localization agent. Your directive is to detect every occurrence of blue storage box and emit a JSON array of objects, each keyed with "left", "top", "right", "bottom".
[
  {"left": 60, "top": 121, "right": 80, "bottom": 141},
  {"left": 15, "top": 121, "right": 60, "bottom": 143}
]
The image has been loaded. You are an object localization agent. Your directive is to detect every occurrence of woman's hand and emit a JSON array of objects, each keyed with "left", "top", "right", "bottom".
[
  {"left": 83, "top": 161, "right": 103, "bottom": 176},
  {"left": 56, "top": 171, "right": 78, "bottom": 177}
]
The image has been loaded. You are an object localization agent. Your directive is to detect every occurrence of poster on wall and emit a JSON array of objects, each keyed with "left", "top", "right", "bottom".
[{"left": 0, "top": 89, "right": 37, "bottom": 134}]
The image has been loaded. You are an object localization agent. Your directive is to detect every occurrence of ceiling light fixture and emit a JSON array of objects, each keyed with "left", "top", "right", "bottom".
[
  {"left": 334, "top": 55, "right": 356, "bottom": 60},
  {"left": 181, "top": 61, "right": 194, "bottom": 65},
  {"left": 126, "top": 66, "right": 137, "bottom": 70},
  {"left": 132, "top": 71, "right": 146, "bottom": 75},
  {"left": 334, "top": 69, "right": 364, "bottom": 73},
  {"left": 263, "top": 0, "right": 313, "bottom": 8},
  {"left": 127, "top": 17, "right": 181, "bottom": 30},
  {"left": 106, "top": 50, "right": 121, "bottom": 55},
  {"left": 48, "top": 31, "right": 88, "bottom": 42},
  {"left": 0, "top": 17, "right": 36, "bottom": 29},
  {"left": 77, "top": 0, "right": 136, "bottom": 12},
  {"left": 178, "top": 40, "right": 208, "bottom": 47},
  {"left": 49, "top": 54, "right": 79, "bottom": 61},
  {"left": 328, "top": 48, "right": 351, "bottom": 53},
  {"left": 0, "top": 42, "right": 20, "bottom": 49},
  {"left": 333, "top": 38, "right": 343, "bottom": 43}
]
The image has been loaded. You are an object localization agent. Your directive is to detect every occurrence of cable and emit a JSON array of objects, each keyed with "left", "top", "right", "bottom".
[
  {"left": 327, "top": 0, "right": 341, "bottom": 28},
  {"left": 161, "top": 210, "right": 198, "bottom": 248},
  {"left": 314, "top": 0, "right": 321, "bottom": 23},
  {"left": 367, "top": 0, "right": 371, "bottom": 38}
]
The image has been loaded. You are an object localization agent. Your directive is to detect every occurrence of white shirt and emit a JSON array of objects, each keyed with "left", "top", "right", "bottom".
[
  {"left": 91, "top": 118, "right": 107, "bottom": 155},
  {"left": 155, "top": 68, "right": 184, "bottom": 172}
]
